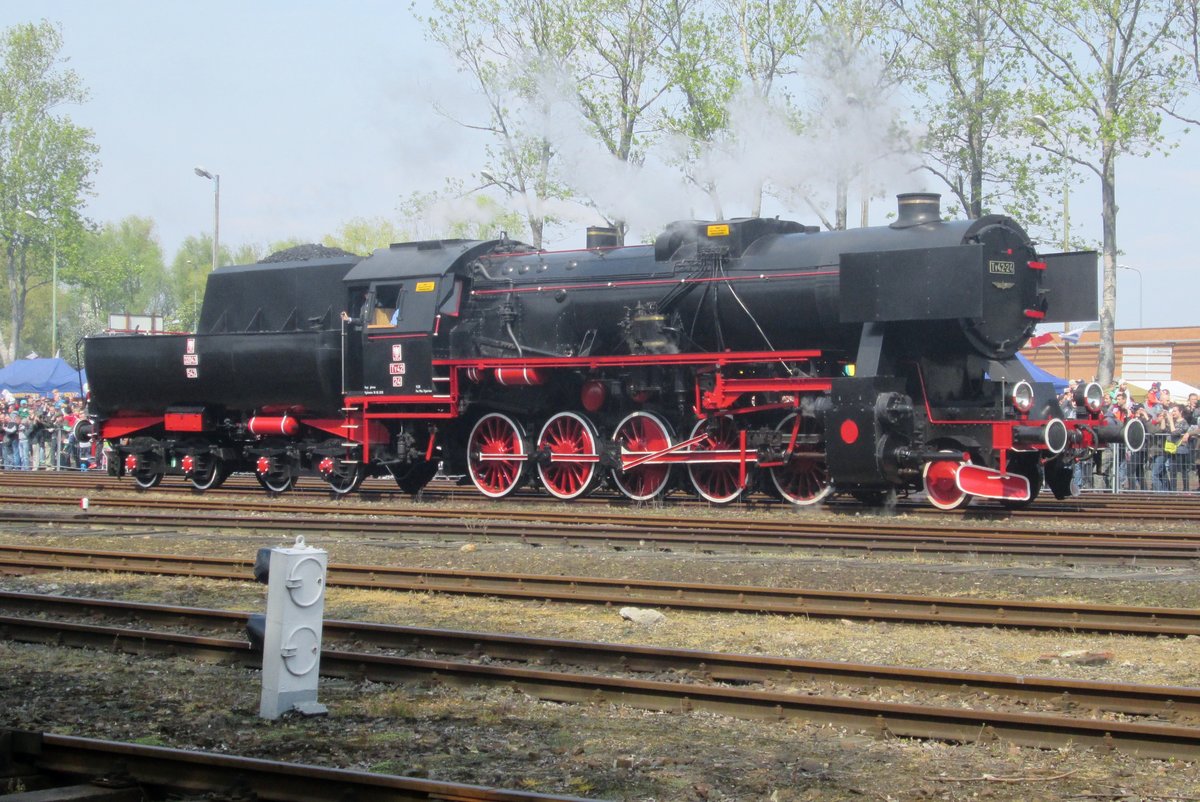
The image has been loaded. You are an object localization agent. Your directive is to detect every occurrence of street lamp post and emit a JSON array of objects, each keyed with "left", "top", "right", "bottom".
[
  {"left": 194, "top": 166, "right": 220, "bottom": 273},
  {"left": 1117, "top": 264, "right": 1143, "bottom": 329},
  {"left": 1030, "top": 115, "right": 1070, "bottom": 251},
  {"left": 23, "top": 210, "right": 58, "bottom": 356}
]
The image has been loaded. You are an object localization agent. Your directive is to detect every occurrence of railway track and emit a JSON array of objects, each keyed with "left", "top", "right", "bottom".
[
  {"left": 1, "top": 729, "right": 595, "bottom": 801},
  {"left": 5, "top": 470, "right": 1200, "bottom": 521},
  {"left": 4, "top": 592, "right": 1200, "bottom": 759},
  {"left": 3, "top": 488, "right": 1200, "bottom": 564},
  {"left": 8, "top": 590, "right": 1200, "bottom": 721},
  {"left": 1, "top": 544, "right": 1196, "bottom": 636}
]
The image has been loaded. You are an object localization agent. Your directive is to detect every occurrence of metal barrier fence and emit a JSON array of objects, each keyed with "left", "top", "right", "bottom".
[
  {"left": 0, "top": 430, "right": 88, "bottom": 471},
  {"left": 1076, "top": 434, "right": 1198, "bottom": 494}
]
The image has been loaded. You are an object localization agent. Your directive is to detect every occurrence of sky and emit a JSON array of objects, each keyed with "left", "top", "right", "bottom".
[{"left": 2, "top": 0, "right": 1197, "bottom": 331}]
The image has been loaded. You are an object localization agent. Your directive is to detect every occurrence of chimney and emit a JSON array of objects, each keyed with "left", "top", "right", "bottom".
[
  {"left": 890, "top": 193, "right": 942, "bottom": 229},
  {"left": 586, "top": 226, "right": 620, "bottom": 249}
]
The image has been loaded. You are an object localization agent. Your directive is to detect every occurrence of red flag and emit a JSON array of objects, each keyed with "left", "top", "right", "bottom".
[{"left": 1027, "top": 332, "right": 1054, "bottom": 348}]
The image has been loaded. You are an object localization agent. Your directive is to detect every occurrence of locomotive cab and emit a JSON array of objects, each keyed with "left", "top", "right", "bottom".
[{"left": 341, "top": 242, "right": 479, "bottom": 397}]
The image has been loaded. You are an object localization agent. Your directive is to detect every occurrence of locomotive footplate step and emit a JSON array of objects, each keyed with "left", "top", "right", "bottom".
[{"left": 955, "top": 463, "right": 1030, "bottom": 501}]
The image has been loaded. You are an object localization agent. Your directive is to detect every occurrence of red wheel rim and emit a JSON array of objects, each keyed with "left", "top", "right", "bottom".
[
  {"left": 769, "top": 414, "right": 831, "bottom": 505},
  {"left": 610, "top": 412, "right": 673, "bottom": 501},
  {"left": 537, "top": 412, "right": 599, "bottom": 500},
  {"left": 687, "top": 416, "right": 745, "bottom": 504},
  {"left": 468, "top": 413, "right": 526, "bottom": 498},
  {"left": 923, "top": 453, "right": 970, "bottom": 510}
]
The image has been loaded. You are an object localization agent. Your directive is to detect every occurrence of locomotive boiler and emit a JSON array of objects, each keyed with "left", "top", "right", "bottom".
[{"left": 84, "top": 193, "right": 1145, "bottom": 509}]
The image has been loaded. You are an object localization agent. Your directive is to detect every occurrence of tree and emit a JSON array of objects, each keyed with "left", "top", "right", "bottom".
[
  {"left": 74, "top": 216, "right": 168, "bottom": 328},
  {"left": 994, "top": 0, "right": 1192, "bottom": 386},
  {"left": 324, "top": 216, "right": 403, "bottom": 255},
  {"left": 895, "top": 0, "right": 1054, "bottom": 225},
  {"left": 0, "top": 22, "right": 98, "bottom": 365},
  {"left": 806, "top": 0, "right": 909, "bottom": 230},
  {"left": 423, "top": 0, "right": 577, "bottom": 247},
  {"left": 397, "top": 185, "right": 526, "bottom": 242},
  {"left": 167, "top": 234, "right": 231, "bottom": 331},
  {"left": 659, "top": 0, "right": 813, "bottom": 217}
]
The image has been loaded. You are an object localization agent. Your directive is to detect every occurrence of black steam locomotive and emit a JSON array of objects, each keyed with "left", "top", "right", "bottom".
[{"left": 84, "top": 193, "right": 1144, "bottom": 509}]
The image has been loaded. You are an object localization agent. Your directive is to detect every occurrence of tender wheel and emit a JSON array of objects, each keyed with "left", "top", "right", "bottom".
[
  {"left": 686, "top": 415, "right": 748, "bottom": 504},
  {"left": 468, "top": 413, "right": 527, "bottom": 498},
  {"left": 536, "top": 412, "right": 601, "bottom": 500},
  {"left": 395, "top": 461, "right": 439, "bottom": 494},
  {"left": 187, "top": 455, "right": 228, "bottom": 492},
  {"left": 610, "top": 411, "right": 675, "bottom": 502},
  {"left": 923, "top": 451, "right": 972, "bottom": 510},
  {"left": 324, "top": 461, "right": 365, "bottom": 496},
  {"left": 769, "top": 413, "right": 831, "bottom": 506},
  {"left": 132, "top": 469, "right": 163, "bottom": 490},
  {"left": 256, "top": 469, "right": 296, "bottom": 494}
]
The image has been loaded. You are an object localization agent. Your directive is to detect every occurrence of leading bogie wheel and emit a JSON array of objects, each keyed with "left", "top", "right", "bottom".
[
  {"left": 923, "top": 450, "right": 972, "bottom": 510},
  {"left": 610, "top": 411, "right": 675, "bottom": 502},
  {"left": 537, "top": 411, "right": 601, "bottom": 500},
  {"left": 468, "top": 412, "right": 528, "bottom": 498},
  {"left": 769, "top": 413, "right": 832, "bottom": 506},
  {"left": 686, "top": 415, "right": 748, "bottom": 505}
]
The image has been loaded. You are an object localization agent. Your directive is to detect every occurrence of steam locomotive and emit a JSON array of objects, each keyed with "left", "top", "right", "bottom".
[{"left": 84, "top": 192, "right": 1145, "bottom": 509}]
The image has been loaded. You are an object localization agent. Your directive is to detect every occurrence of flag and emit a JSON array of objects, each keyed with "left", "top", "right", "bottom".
[
  {"left": 1061, "top": 326, "right": 1088, "bottom": 345},
  {"left": 1028, "top": 332, "right": 1054, "bottom": 348}
]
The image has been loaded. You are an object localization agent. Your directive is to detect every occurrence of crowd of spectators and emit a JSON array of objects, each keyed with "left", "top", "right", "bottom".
[
  {"left": 0, "top": 389, "right": 88, "bottom": 470},
  {"left": 1066, "top": 380, "right": 1200, "bottom": 492}
]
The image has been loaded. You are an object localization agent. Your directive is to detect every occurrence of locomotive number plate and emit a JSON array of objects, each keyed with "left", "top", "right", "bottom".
[
  {"left": 389, "top": 362, "right": 406, "bottom": 375},
  {"left": 988, "top": 260, "right": 1015, "bottom": 275}
]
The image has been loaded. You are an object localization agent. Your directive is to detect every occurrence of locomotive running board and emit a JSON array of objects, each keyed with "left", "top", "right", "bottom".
[{"left": 955, "top": 463, "right": 1031, "bottom": 502}]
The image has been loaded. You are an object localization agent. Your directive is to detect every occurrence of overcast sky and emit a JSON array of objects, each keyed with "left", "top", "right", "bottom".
[{"left": 2, "top": 0, "right": 1196, "bottom": 331}]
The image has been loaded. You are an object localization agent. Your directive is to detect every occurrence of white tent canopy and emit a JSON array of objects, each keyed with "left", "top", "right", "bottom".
[{"left": 1123, "top": 379, "right": 1200, "bottom": 403}]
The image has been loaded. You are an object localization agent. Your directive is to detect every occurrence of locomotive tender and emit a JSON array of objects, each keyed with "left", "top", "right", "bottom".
[{"left": 85, "top": 193, "right": 1145, "bottom": 509}]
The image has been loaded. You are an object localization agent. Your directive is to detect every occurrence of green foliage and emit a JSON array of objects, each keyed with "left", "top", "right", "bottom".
[
  {"left": 323, "top": 216, "right": 404, "bottom": 255},
  {"left": 166, "top": 234, "right": 231, "bottom": 332},
  {"left": 0, "top": 21, "right": 98, "bottom": 364},
  {"left": 75, "top": 216, "right": 168, "bottom": 325},
  {"left": 993, "top": 0, "right": 1194, "bottom": 384},
  {"left": 424, "top": 0, "right": 578, "bottom": 247},
  {"left": 397, "top": 184, "right": 527, "bottom": 242},
  {"left": 898, "top": 0, "right": 1058, "bottom": 225}
]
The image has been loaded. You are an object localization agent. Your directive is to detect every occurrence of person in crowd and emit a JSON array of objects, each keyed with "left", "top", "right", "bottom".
[
  {"left": 1, "top": 409, "right": 17, "bottom": 469},
  {"left": 1095, "top": 391, "right": 1131, "bottom": 489},
  {"left": 1165, "top": 404, "right": 1190, "bottom": 490},
  {"left": 14, "top": 403, "right": 30, "bottom": 470},
  {"left": 1149, "top": 403, "right": 1187, "bottom": 491},
  {"left": 1185, "top": 393, "right": 1199, "bottom": 427},
  {"left": 0, "top": 391, "right": 83, "bottom": 470}
]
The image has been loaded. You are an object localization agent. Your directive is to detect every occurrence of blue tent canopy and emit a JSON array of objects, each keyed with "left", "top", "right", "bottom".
[
  {"left": 0, "top": 357, "right": 87, "bottom": 395},
  {"left": 1015, "top": 352, "right": 1069, "bottom": 393}
]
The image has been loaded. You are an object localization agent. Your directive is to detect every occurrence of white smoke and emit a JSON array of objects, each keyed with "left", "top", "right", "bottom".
[{"left": 465, "top": 30, "right": 925, "bottom": 245}]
